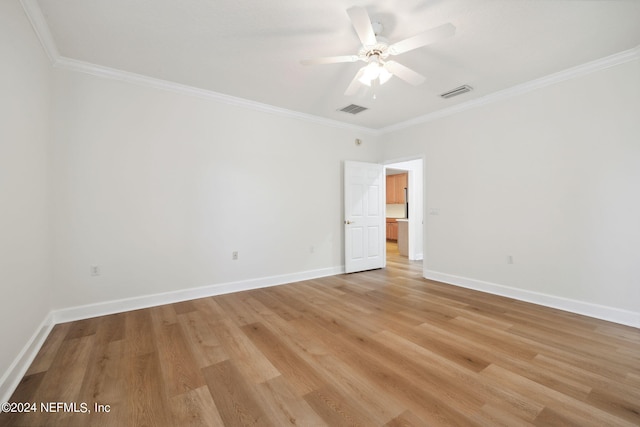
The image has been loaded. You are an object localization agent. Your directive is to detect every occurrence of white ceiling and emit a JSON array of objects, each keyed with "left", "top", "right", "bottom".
[{"left": 33, "top": 0, "right": 640, "bottom": 129}]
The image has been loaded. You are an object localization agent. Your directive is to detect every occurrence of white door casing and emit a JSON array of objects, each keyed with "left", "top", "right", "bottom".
[{"left": 344, "top": 161, "right": 385, "bottom": 273}]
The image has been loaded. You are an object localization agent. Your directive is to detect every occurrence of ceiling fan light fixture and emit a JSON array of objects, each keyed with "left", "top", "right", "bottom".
[
  {"left": 358, "top": 60, "right": 392, "bottom": 86},
  {"left": 378, "top": 67, "right": 392, "bottom": 85},
  {"left": 359, "top": 62, "right": 379, "bottom": 85},
  {"left": 358, "top": 77, "right": 372, "bottom": 87}
]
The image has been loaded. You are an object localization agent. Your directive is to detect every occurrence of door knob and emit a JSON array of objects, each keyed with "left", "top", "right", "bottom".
[{"left": 345, "top": 220, "right": 353, "bottom": 224}]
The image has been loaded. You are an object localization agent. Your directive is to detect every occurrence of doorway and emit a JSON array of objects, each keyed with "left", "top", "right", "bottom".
[{"left": 384, "top": 158, "right": 424, "bottom": 262}]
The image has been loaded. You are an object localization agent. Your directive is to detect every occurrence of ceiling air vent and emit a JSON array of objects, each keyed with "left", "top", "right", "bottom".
[
  {"left": 339, "top": 104, "right": 368, "bottom": 115},
  {"left": 440, "top": 85, "right": 473, "bottom": 99}
]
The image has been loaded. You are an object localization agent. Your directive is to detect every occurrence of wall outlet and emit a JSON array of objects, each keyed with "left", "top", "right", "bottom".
[
  {"left": 232, "top": 251, "right": 238, "bottom": 260},
  {"left": 310, "top": 245, "right": 315, "bottom": 253},
  {"left": 507, "top": 255, "right": 513, "bottom": 264},
  {"left": 90, "top": 265, "right": 100, "bottom": 276}
]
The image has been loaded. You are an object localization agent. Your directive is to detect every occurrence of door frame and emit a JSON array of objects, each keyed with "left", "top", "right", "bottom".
[{"left": 384, "top": 156, "right": 424, "bottom": 261}]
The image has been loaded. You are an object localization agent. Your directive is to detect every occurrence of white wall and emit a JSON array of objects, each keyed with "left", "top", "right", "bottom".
[
  {"left": 49, "top": 68, "right": 380, "bottom": 310},
  {"left": 381, "top": 58, "right": 640, "bottom": 318},
  {"left": 0, "top": 0, "right": 52, "bottom": 396}
]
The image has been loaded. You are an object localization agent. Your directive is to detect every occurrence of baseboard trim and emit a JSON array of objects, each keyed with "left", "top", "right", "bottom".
[
  {"left": 52, "top": 266, "right": 344, "bottom": 324},
  {"left": 0, "top": 312, "right": 55, "bottom": 403},
  {"left": 424, "top": 270, "right": 640, "bottom": 328}
]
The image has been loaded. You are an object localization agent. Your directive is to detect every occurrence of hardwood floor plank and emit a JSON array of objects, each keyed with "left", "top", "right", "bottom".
[
  {"left": 384, "top": 410, "right": 428, "bottom": 427},
  {"left": 533, "top": 406, "right": 585, "bottom": 427},
  {"left": 251, "top": 289, "right": 304, "bottom": 321},
  {"left": 168, "top": 385, "right": 225, "bottom": 427},
  {"left": 532, "top": 353, "right": 640, "bottom": 402},
  {"left": 303, "top": 384, "right": 381, "bottom": 427},
  {"left": 76, "top": 313, "right": 126, "bottom": 403},
  {"left": 215, "top": 293, "right": 263, "bottom": 327},
  {"left": 125, "top": 351, "right": 171, "bottom": 427},
  {"left": 243, "top": 297, "right": 329, "bottom": 357},
  {"left": 152, "top": 321, "right": 206, "bottom": 397},
  {"left": 124, "top": 309, "right": 155, "bottom": 356},
  {"left": 19, "top": 335, "right": 95, "bottom": 426},
  {"left": 311, "top": 353, "right": 406, "bottom": 423},
  {"left": 202, "top": 360, "right": 272, "bottom": 426},
  {"left": 148, "top": 304, "right": 178, "bottom": 327},
  {"left": 211, "top": 318, "right": 280, "bottom": 384},
  {"left": 595, "top": 324, "right": 640, "bottom": 346},
  {"left": 481, "top": 363, "right": 636, "bottom": 427},
  {"left": 78, "top": 340, "right": 127, "bottom": 427},
  {"left": 507, "top": 321, "right": 635, "bottom": 368},
  {"left": 412, "top": 320, "right": 594, "bottom": 402},
  {"left": 586, "top": 387, "right": 640, "bottom": 424},
  {"left": 337, "top": 328, "right": 485, "bottom": 415},
  {"left": 293, "top": 317, "right": 478, "bottom": 425},
  {"left": 403, "top": 321, "right": 493, "bottom": 373},
  {"left": 241, "top": 322, "right": 325, "bottom": 395},
  {"left": 176, "top": 310, "right": 229, "bottom": 368},
  {"left": 0, "top": 372, "right": 46, "bottom": 427},
  {"left": 373, "top": 329, "right": 544, "bottom": 422},
  {"left": 476, "top": 403, "right": 536, "bottom": 427},
  {"left": 24, "top": 323, "right": 71, "bottom": 375},
  {"left": 254, "top": 376, "right": 327, "bottom": 426},
  {"left": 77, "top": 337, "right": 124, "bottom": 411},
  {"left": 172, "top": 300, "right": 198, "bottom": 315},
  {"left": 252, "top": 300, "right": 403, "bottom": 419},
  {"left": 6, "top": 372, "right": 46, "bottom": 403},
  {"left": 190, "top": 297, "right": 230, "bottom": 322},
  {"left": 626, "top": 372, "right": 640, "bottom": 387},
  {"left": 64, "top": 317, "right": 100, "bottom": 341},
  {"left": 94, "top": 312, "right": 126, "bottom": 343}
]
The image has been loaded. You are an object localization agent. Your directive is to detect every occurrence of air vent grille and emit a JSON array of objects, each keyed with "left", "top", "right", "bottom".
[
  {"left": 339, "top": 104, "right": 368, "bottom": 114},
  {"left": 440, "top": 85, "right": 473, "bottom": 99}
]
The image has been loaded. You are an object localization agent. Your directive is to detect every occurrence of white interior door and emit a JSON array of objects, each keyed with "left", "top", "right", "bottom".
[{"left": 344, "top": 161, "right": 385, "bottom": 273}]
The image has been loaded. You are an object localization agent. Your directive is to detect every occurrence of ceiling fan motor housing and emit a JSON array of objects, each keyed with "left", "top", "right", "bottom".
[{"left": 359, "top": 43, "right": 389, "bottom": 62}]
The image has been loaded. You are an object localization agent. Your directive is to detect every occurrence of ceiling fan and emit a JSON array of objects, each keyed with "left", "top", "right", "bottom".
[{"left": 301, "top": 6, "right": 455, "bottom": 96}]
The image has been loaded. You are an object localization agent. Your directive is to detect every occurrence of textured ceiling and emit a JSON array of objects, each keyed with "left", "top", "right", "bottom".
[{"left": 34, "top": 0, "right": 640, "bottom": 129}]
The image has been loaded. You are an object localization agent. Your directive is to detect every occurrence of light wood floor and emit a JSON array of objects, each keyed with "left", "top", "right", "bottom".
[{"left": 2, "top": 243, "right": 639, "bottom": 426}]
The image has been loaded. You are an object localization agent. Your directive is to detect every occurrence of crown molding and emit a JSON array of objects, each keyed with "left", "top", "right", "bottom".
[
  {"left": 48, "top": 45, "right": 640, "bottom": 138},
  {"left": 53, "top": 57, "right": 380, "bottom": 136},
  {"left": 20, "top": 0, "right": 59, "bottom": 63},
  {"left": 380, "top": 45, "right": 640, "bottom": 134}
]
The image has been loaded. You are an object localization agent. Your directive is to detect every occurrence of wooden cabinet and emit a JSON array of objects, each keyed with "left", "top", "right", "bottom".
[
  {"left": 397, "top": 219, "right": 408, "bottom": 256},
  {"left": 386, "top": 175, "right": 398, "bottom": 204},
  {"left": 386, "top": 218, "right": 398, "bottom": 241},
  {"left": 386, "top": 173, "right": 408, "bottom": 204},
  {"left": 395, "top": 173, "right": 407, "bottom": 203}
]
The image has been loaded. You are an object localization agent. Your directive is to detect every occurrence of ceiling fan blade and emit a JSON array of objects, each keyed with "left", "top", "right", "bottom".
[
  {"left": 345, "top": 67, "right": 366, "bottom": 96},
  {"left": 301, "top": 55, "right": 359, "bottom": 65},
  {"left": 384, "top": 61, "right": 425, "bottom": 85},
  {"left": 388, "top": 23, "right": 455, "bottom": 55},
  {"left": 346, "top": 6, "right": 377, "bottom": 47}
]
